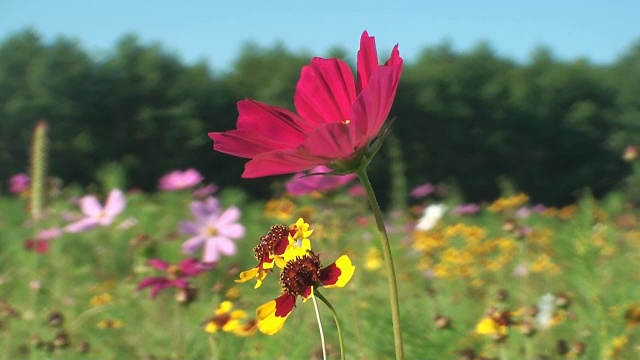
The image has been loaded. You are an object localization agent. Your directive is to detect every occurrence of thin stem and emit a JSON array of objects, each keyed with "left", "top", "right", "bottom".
[
  {"left": 356, "top": 169, "right": 404, "bottom": 360},
  {"left": 315, "top": 291, "right": 345, "bottom": 360},
  {"left": 312, "top": 295, "right": 327, "bottom": 360}
]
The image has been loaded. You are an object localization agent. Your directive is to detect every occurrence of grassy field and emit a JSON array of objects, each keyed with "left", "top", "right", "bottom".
[{"left": 1, "top": 186, "right": 639, "bottom": 360}]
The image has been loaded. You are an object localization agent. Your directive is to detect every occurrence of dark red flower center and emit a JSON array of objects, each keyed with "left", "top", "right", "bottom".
[
  {"left": 253, "top": 225, "right": 289, "bottom": 261},
  {"left": 280, "top": 251, "right": 322, "bottom": 297}
]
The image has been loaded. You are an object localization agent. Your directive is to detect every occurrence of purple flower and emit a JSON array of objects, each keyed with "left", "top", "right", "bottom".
[
  {"left": 515, "top": 207, "right": 532, "bottom": 219},
  {"left": 64, "top": 189, "right": 126, "bottom": 233},
  {"left": 531, "top": 204, "right": 547, "bottom": 213},
  {"left": 137, "top": 258, "right": 210, "bottom": 298},
  {"left": 285, "top": 166, "right": 356, "bottom": 196},
  {"left": 158, "top": 168, "right": 203, "bottom": 191},
  {"left": 410, "top": 183, "right": 435, "bottom": 199},
  {"left": 452, "top": 203, "right": 481, "bottom": 216},
  {"left": 179, "top": 197, "right": 244, "bottom": 263},
  {"left": 8, "top": 173, "right": 30, "bottom": 194}
]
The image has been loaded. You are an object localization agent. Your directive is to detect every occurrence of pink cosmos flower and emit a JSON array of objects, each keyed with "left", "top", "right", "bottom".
[
  {"left": 347, "top": 184, "right": 366, "bottom": 197},
  {"left": 137, "top": 258, "right": 210, "bottom": 298},
  {"left": 210, "top": 31, "right": 403, "bottom": 178},
  {"left": 158, "top": 168, "right": 204, "bottom": 191},
  {"left": 8, "top": 173, "right": 30, "bottom": 194},
  {"left": 179, "top": 197, "right": 245, "bottom": 263},
  {"left": 410, "top": 183, "right": 436, "bottom": 199},
  {"left": 64, "top": 189, "right": 126, "bottom": 233},
  {"left": 192, "top": 183, "right": 219, "bottom": 198},
  {"left": 285, "top": 166, "right": 356, "bottom": 195},
  {"left": 452, "top": 203, "right": 481, "bottom": 216}
]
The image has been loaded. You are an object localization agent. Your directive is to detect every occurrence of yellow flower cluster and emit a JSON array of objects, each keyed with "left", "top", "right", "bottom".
[
  {"left": 488, "top": 193, "right": 529, "bottom": 212},
  {"left": 264, "top": 198, "right": 296, "bottom": 220},
  {"left": 542, "top": 205, "right": 578, "bottom": 219},
  {"left": 204, "top": 301, "right": 256, "bottom": 337}
]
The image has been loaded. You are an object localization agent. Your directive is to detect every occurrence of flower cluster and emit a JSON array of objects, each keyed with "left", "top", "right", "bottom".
[{"left": 236, "top": 218, "right": 355, "bottom": 335}]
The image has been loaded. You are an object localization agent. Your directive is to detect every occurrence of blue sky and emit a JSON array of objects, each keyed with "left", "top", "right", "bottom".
[{"left": 1, "top": 0, "right": 639, "bottom": 70}]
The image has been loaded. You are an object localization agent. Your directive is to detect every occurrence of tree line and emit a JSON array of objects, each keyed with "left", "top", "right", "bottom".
[{"left": 1, "top": 28, "right": 638, "bottom": 205}]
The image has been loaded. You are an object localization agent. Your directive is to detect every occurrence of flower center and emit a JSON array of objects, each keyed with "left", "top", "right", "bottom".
[
  {"left": 253, "top": 225, "right": 289, "bottom": 261},
  {"left": 207, "top": 227, "right": 218, "bottom": 237},
  {"left": 280, "top": 251, "right": 322, "bottom": 297},
  {"left": 167, "top": 264, "right": 182, "bottom": 279}
]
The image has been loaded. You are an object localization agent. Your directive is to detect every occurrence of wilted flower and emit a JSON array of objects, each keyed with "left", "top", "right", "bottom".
[
  {"left": 64, "top": 189, "right": 126, "bottom": 233},
  {"left": 415, "top": 204, "right": 447, "bottom": 231},
  {"left": 137, "top": 258, "right": 210, "bottom": 298},
  {"left": 410, "top": 183, "right": 435, "bottom": 198},
  {"left": 8, "top": 173, "right": 30, "bottom": 194},
  {"left": 285, "top": 166, "right": 356, "bottom": 195},
  {"left": 179, "top": 197, "right": 245, "bottom": 263},
  {"left": 209, "top": 31, "right": 403, "bottom": 178},
  {"left": 158, "top": 168, "right": 203, "bottom": 191}
]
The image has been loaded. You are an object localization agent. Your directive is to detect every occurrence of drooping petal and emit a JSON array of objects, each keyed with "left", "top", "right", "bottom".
[
  {"left": 178, "top": 258, "right": 205, "bottom": 275},
  {"left": 350, "top": 64, "right": 403, "bottom": 147},
  {"left": 181, "top": 235, "right": 206, "bottom": 254},
  {"left": 256, "top": 293, "right": 296, "bottom": 335},
  {"left": 78, "top": 195, "right": 102, "bottom": 218},
  {"left": 64, "top": 217, "right": 99, "bottom": 233},
  {"left": 356, "top": 30, "right": 379, "bottom": 94},
  {"left": 295, "top": 58, "right": 356, "bottom": 126},
  {"left": 242, "top": 149, "right": 324, "bottom": 178},
  {"left": 103, "top": 189, "right": 126, "bottom": 218},
  {"left": 147, "top": 259, "right": 170, "bottom": 271},
  {"left": 320, "top": 255, "right": 355, "bottom": 288}
]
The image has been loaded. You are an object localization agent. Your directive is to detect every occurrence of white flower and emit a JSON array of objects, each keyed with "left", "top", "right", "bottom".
[
  {"left": 415, "top": 204, "right": 447, "bottom": 231},
  {"left": 536, "top": 293, "right": 556, "bottom": 329}
]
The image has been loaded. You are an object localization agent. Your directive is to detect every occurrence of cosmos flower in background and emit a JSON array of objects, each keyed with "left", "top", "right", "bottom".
[
  {"left": 8, "top": 173, "right": 30, "bottom": 194},
  {"left": 451, "top": 203, "right": 481, "bottom": 216},
  {"left": 210, "top": 30, "right": 403, "bottom": 178},
  {"left": 179, "top": 197, "right": 245, "bottom": 263},
  {"left": 415, "top": 204, "right": 447, "bottom": 231},
  {"left": 285, "top": 166, "right": 356, "bottom": 195},
  {"left": 137, "top": 258, "right": 210, "bottom": 298},
  {"left": 158, "top": 168, "right": 204, "bottom": 191},
  {"left": 192, "top": 183, "right": 219, "bottom": 198},
  {"left": 410, "top": 183, "right": 436, "bottom": 199},
  {"left": 64, "top": 189, "right": 126, "bottom": 233}
]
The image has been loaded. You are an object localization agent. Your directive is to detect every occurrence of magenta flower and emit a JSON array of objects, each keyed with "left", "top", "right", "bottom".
[
  {"left": 8, "top": 173, "right": 30, "bottom": 194},
  {"left": 347, "top": 184, "right": 366, "bottom": 197},
  {"left": 158, "top": 168, "right": 204, "bottom": 191},
  {"left": 137, "top": 258, "right": 210, "bottom": 298},
  {"left": 285, "top": 166, "right": 356, "bottom": 195},
  {"left": 23, "top": 227, "right": 63, "bottom": 254},
  {"left": 64, "top": 189, "right": 126, "bottom": 233},
  {"left": 410, "top": 183, "right": 436, "bottom": 199},
  {"left": 179, "top": 197, "right": 245, "bottom": 263},
  {"left": 210, "top": 31, "right": 403, "bottom": 178}
]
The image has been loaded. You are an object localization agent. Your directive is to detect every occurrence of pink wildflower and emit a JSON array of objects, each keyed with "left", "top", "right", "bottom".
[
  {"left": 64, "top": 189, "right": 126, "bottom": 233},
  {"left": 8, "top": 173, "right": 30, "bottom": 194},
  {"left": 410, "top": 183, "right": 435, "bottom": 199},
  {"left": 137, "top": 258, "right": 210, "bottom": 298},
  {"left": 285, "top": 166, "right": 356, "bottom": 195},
  {"left": 158, "top": 168, "right": 204, "bottom": 191}
]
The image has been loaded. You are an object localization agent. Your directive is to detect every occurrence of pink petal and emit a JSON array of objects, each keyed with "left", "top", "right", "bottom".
[
  {"left": 147, "top": 259, "right": 170, "bottom": 271},
  {"left": 242, "top": 150, "right": 323, "bottom": 178},
  {"left": 356, "top": 30, "right": 379, "bottom": 94},
  {"left": 182, "top": 235, "right": 206, "bottom": 254},
  {"left": 202, "top": 238, "right": 221, "bottom": 263},
  {"left": 350, "top": 64, "right": 403, "bottom": 146},
  {"left": 294, "top": 58, "right": 356, "bottom": 126},
  {"left": 214, "top": 207, "right": 241, "bottom": 228},
  {"left": 103, "top": 189, "right": 126, "bottom": 218},
  {"left": 385, "top": 44, "right": 402, "bottom": 67},
  {"left": 297, "top": 121, "right": 361, "bottom": 160},
  {"left": 64, "top": 218, "right": 99, "bottom": 233},
  {"left": 137, "top": 277, "right": 167, "bottom": 290},
  {"left": 215, "top": 236, "right": 237, "bottom": 257},
  {"left": 218, "top": 223, "right": 245, "bottom": 239},
  {"left": 210, "top": 100, "right": 312, "bottom": 158},
  {"left": 190, "top": 197, "right": 220, "bottom": 222},
  {"left": 79, "top": 195, "right": 102, "bottom": 217}
]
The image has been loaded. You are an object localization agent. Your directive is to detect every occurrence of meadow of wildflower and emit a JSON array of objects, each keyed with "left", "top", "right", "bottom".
[{"left": 2, "top": 173, "right": 640, "bottom": 359}]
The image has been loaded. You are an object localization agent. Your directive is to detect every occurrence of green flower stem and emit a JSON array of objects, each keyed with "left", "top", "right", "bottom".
[
  {"left": 315, "top": 291, "right": 345, "bottom": 360},
  {"left": 312, "top": 295, "right": 327, "bottom": 360},
  {"left": 356, "top": 168, "right": 404, "bottom": 360}
]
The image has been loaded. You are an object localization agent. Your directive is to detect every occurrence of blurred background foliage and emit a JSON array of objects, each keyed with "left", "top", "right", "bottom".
[{"left": 1, "top": 28, "right": 639, "bottom": 205}]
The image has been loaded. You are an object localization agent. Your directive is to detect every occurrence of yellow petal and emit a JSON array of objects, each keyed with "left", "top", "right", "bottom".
[{"left": 323, "top": 255, "right": 355, "bottom": 288}]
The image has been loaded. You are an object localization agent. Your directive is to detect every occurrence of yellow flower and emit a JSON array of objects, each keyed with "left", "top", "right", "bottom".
[
  {"left": 225, "top": 286, "right": 241, "bottom": 299},
  {"left": 205, "top": 301, "right": 247, "bottom": 334},
  {"left": 90, "top": 292, "right": 113, "bottom": 307},
  {"left": 364, "top": 247, "right": 382, "bottom": 271},
  {"left": 97, "top": 319, "right": 123, "bottom": 329},
  {"left": 264, "top": 198, "right": 296, "bottom": 220}
]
